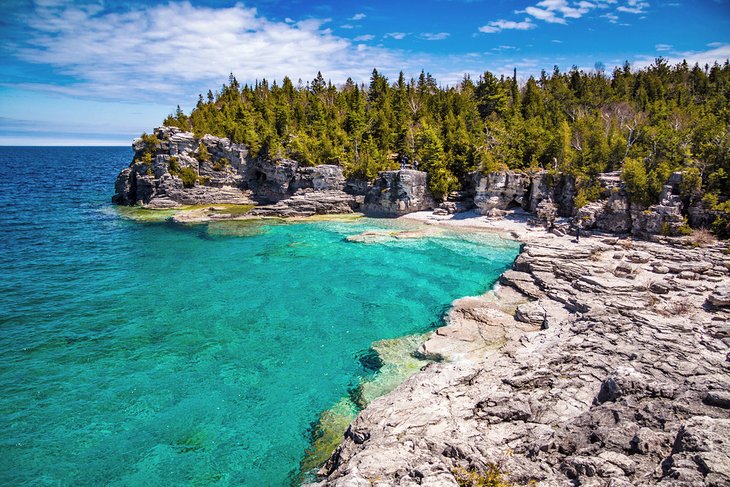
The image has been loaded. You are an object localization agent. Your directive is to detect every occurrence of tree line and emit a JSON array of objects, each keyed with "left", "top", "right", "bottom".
[{"left": 161, "top": 58, "right": 729, "bottom": 232}]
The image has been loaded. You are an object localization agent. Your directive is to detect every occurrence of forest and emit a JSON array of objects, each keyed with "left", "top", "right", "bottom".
[{"left": 161, "top": 58, "right": 730, "bottom": 235}]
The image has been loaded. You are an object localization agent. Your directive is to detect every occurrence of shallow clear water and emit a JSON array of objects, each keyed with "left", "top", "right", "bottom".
[{"left": 0, "top": 147, "right": 519, "bottom": 486}]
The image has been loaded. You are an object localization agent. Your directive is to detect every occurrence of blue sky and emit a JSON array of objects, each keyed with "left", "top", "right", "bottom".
[{"left": 1, "top": 0, "right": 729, "bottom": 145}]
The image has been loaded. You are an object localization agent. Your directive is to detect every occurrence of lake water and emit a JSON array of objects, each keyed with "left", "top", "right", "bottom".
[{"left": 0, "top": 147, "right": 519, "bottom": 486}]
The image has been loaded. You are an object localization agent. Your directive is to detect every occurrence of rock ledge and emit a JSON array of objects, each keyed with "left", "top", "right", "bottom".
[{"left": 308, "top": 226, "right": 730, "bottom": 487}]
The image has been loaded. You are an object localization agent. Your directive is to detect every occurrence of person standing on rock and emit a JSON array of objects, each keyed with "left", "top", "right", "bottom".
[{"left": 576, "top": 224, "right": 581, "bottom": 243}]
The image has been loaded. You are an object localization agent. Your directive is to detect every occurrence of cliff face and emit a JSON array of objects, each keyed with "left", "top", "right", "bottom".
[
  {"left": 111, "top": 127, "right": 437, "bottom": 217},
  {"left": 468, "top": 169, "right": 713, "bottom": 238},
  {"left": 112, "top": 127, "right": 252, "bottom": 207},
  {"left": 363, "top": 170, "right": 436, "bottom": 216}
]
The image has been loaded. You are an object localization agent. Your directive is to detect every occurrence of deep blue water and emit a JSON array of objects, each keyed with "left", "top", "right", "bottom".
[{"left": 0, "top": 147, "right": 519, "bottom": 486}]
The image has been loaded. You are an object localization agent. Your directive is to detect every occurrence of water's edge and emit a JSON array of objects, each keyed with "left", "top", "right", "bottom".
[
  {"left": 116, "top": 207, "right": 521, "bottom": 484},
  {"left": 297, "top": 219, "right": 524, "bottom": 484}
]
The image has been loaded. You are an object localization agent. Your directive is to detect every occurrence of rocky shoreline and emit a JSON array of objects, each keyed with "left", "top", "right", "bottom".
[
  {"left": 306, "top": 212, "right": 730, "bottom": 487},
  {"left": 112, "top": 128, "right": 730, "bottom": 485}
]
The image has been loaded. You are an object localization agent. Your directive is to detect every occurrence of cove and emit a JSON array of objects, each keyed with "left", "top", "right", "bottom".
[{"left": 0, "top": 147, "right": 520, "bottom": 486}]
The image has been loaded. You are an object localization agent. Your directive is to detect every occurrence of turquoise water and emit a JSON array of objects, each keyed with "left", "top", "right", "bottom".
[{"left": 0, "top": 147, "right": 519, "bottom": 486}]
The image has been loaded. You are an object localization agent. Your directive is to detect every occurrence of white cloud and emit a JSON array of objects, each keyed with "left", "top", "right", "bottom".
[
  {"left": 350, "top": 13, "right": 366, "bottom": 21},
  {"left": 12, "top": 2, "right": 419, "bottom": 101},
  {"left": 479, "top": 19, "right": 536, "bottom": 33},
  {"left": 552, "top": 39, "right": 563, "bottom": 43},
  {"left": 509, "top": 0, "right": 617, "bottom": 28},
  {"left": 384, "top": 32, "right": 408, "bottom": 40},
  {"left": 617, "top": 0, "right": 649, "bottom": 14},
  {"left": 340, "top": 24, "right": 355, "bottom": 29},
  {"left": 420, "top": 32, "right": 450, "bottom": 40},
  {"left": 633, "top": 43, "right": 730, "bottom": 68},
  {"left": 525, "top": 6, "right": 567, "bottom": 23},
  {"left": 602, "top": 12, "right": 619, "bottom": 22},
  {"left": 354, "top": 34, "right": 375, "bottom": 41},
  {"left": 655, "top": 43, "right": 672, "bottom": 51}
]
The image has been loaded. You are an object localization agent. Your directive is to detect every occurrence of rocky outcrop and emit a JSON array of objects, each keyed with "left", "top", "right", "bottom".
[
  {"left": 112, "top": 127, "right": 366, "bottom": 216},
  {"left": 112, "top": 126, "right": 253, "bottom": 207},
  {"left": 471, "top": 171, "right": 531, "bottom": 214},
  {"left": 363, "top": 170, "right": 436, "bottom": 216},
  {"left": 249, "top": 190, "right": 359, "bottom": 218},
  {"left": 309, "top": 230, "right": 730, "bottom": 487},
  {"left": 113, "top": 130, "right": 717, "bottom": 237},
  {"left": 470, "top": 170, "right": 576, "bottom": 217}
]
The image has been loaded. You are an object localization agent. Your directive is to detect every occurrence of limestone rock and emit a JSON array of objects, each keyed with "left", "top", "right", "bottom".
[
  {"left": 707, "top": 284, "right": 730, "bottom": 307},
  {"left": 595, "top": 191, "right": 632, "bottom": 233},
  {"left": 310, "top": 231, "right": 730, "bottom": 487},
  {"left": 363, "top": 170, "right": 436, "bottom": 216},
  {"left": 471, "top": 171, "right": 531, "bottom": 214}
]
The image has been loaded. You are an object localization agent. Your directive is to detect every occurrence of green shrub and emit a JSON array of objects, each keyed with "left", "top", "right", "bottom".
[
  {"left": 212, "top": 157, "right": 229, "bottom": 171},
  {"left": 621, "top": 157, "right": 652, "bottom": 206},
  {"left": 197, "top": 142, "right": 211, "bottom": 162},
  {"left": 680, "top": 167, "right": 702, "bottom": 201},
  {"left": 168, "top": 156, "right": 180, "bottom": 175},
  {"left": 180, "top": 167, "right": 198, "bottom": 188},
  {"left": 573, "top": 179, "right": 602, "bottom": 209},
  {"left": 428, "top": 167, "right": 459, "bottom": 200},
  {"left": 677, "top": 223, "right": 693, "bottom": 236}
]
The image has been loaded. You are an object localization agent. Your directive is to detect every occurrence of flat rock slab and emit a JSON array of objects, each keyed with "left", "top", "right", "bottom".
[{"left": 309, "top": 227, "right": 730, "bottom": 487}]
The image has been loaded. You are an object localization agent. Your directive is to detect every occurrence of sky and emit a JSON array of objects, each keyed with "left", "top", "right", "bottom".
[{"left": 1, "top": 0, "right": 729, "bottom": 145}]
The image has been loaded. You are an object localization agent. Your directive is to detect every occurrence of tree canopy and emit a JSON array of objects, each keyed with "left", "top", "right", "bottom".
[{"left": 162, "top": 59, "right": 730, "bottom": 228}]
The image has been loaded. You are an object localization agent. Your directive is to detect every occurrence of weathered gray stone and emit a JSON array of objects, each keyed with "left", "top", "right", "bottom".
[
  {"left": 309, "top": 230, "right": 730, "bottom": 487},
  {"left": 595, "top": 191, "right": 632, "bottom": 233},
  {"left": 707, "top": 284, "right": 730, "bottom": 307},
  {"left": 471, "top": 171, "right": 531, "bottom": 213},
  {"left": 363, "top": 170, "right": 436, "bottom": 216}
]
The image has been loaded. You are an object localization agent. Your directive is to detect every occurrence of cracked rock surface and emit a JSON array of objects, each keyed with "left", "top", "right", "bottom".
[{"left": 308, "top": 230, "right": 730, "bottom": 487}]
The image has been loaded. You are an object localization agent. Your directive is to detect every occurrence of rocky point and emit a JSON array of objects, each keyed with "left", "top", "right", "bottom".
[{"left": 308, "top": 222, "right": 730, "bottom": 487}]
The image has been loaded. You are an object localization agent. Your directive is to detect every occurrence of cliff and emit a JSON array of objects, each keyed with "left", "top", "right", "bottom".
[{"left": 111, "top": 127, "right": 437, "bottom": 218}]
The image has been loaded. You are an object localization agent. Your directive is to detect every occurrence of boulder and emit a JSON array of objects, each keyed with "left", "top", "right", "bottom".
[
  {"left": 246, "top": 158, "right": 298, "bottom": 202},
  {"left": 471, "top": 171, "right": 531, "bottom": 214},
  {"left": 595, "top": 191, "right": 632, "bottom": 233},
  {"left": 707, "top": 284, "right": 730, "bottom": 307},
  {"left": 363, "top": 170, "right": 436, "bottom": 216},
  {"left": 291, "top": 165, "right": 346, "bottom": 192}
]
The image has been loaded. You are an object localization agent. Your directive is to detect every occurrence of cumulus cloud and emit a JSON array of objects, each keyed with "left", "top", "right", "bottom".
[
  {"left": 617, "top": 0, "right": 649, "bottom": 14},
  {"left": 353, "top": 34, "right": 375, "bottom": 41},
  {"left": 479, "top": 19, "right": 536, "bottom": 33},
  {"left": 524, "top": 6, "right": 567, "bottom": 23},
  {"left": 420, "top": 32, "right": 450, "bottom": 40},
  {"left": 384, "top": 32, "right": 408, "bottom": 40},
  {"left": 350, "top": 13, "right": 366, "bottom": 21},
  {"left": 655, "top": 43, "right": 672, "bottom": 51},
  {"left": 10, "top": 2, "right": 415, "bottom": 101},
  {"left": 634, "top": 43, "right": 730, "bottom": 68},
  {"left": 484, "top": 0, "right": 633, "bottom": 32}
]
